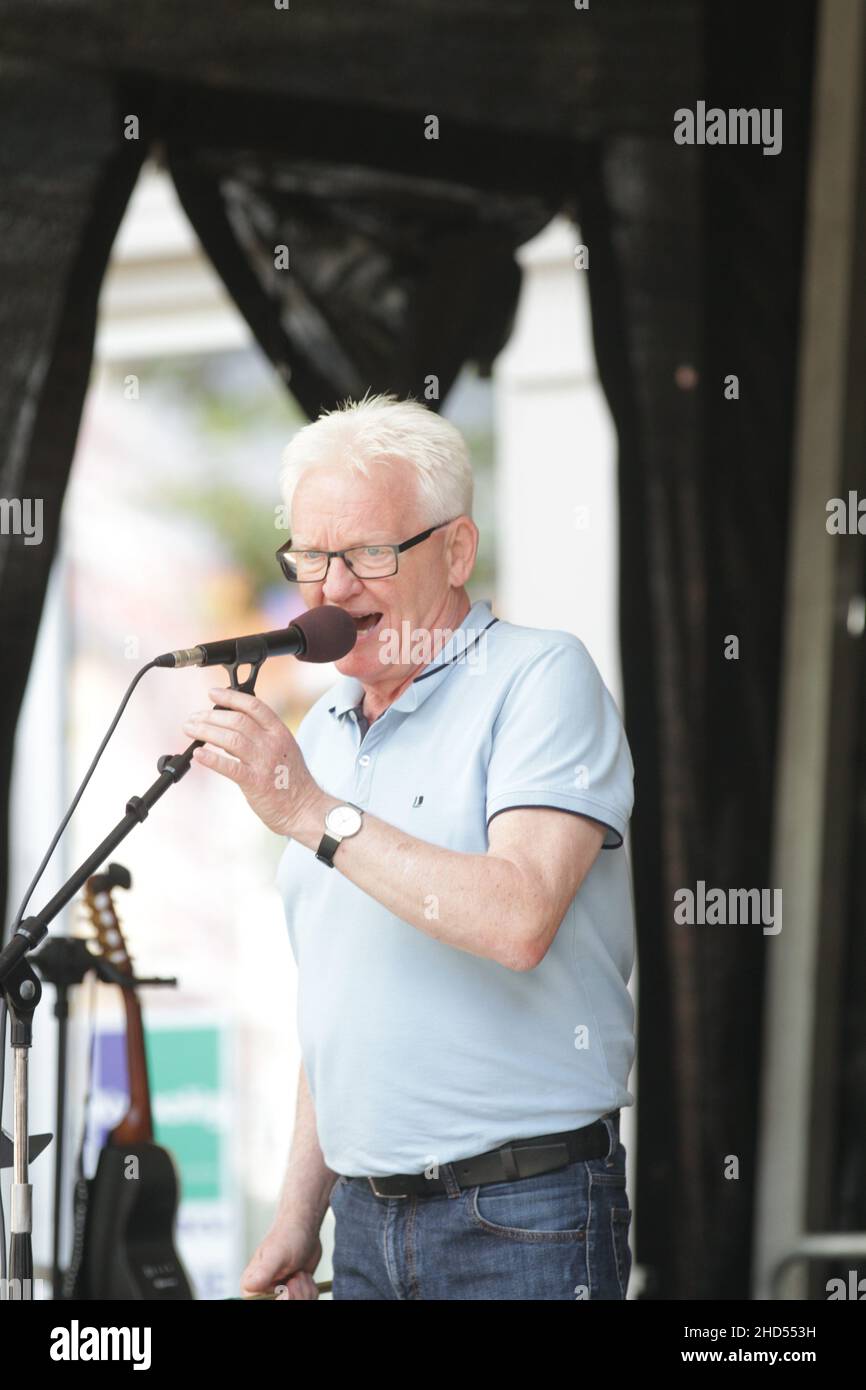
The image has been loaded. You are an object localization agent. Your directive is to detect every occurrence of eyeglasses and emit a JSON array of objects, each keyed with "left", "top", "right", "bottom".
[{"left": 276, "top": 519, "right": 458, "bottom": 583}]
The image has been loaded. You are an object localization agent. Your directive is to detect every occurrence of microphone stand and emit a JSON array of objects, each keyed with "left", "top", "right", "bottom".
[{"left": 0, "top": 639, "right": 267, "bottom": 1298}]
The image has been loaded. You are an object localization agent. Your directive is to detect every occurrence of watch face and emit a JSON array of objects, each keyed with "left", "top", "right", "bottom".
[{"left": 326, "top": 805, "right": 362, "bottom": 837}]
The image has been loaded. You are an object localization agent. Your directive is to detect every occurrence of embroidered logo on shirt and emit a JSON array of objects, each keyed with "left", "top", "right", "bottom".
[{"left": 412, "top": 795, "right": 424, "bottom": 807}]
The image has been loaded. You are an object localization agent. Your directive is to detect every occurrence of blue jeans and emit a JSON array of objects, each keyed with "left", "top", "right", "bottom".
[{"left": 329, "top": 1114, "right": 632, "bottom": 1300}]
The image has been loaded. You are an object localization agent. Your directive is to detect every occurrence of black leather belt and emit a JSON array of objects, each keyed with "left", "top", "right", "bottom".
[{"left": 349, "top": 1116, "right": 616, "bottom": 1199}]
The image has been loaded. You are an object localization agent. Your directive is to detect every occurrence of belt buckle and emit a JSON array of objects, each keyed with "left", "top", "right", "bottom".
[{"left": 368, "top": 1176, "right": 409, "bottom": 1199}]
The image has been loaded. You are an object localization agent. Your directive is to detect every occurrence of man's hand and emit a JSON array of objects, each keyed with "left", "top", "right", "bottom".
[
  {"left": 241, "top": 1225, "right": 323, "bottom": 1302},
  {"left": 182, "top": 687, "right": 325, "bottom": 837}
]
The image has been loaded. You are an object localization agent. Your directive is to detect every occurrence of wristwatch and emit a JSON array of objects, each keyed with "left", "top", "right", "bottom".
[{"left": 315, "top": 802, "right": 364, "bottom": 867}]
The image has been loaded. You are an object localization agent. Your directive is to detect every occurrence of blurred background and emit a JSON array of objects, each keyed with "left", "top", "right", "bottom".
[{"left": 1, "top": 0, "right": 864, "bottom": 1303}]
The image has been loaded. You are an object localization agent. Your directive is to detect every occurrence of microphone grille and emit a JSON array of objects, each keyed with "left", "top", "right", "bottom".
[{"left": 294, "top": 605, "right": 358, "bottom": 664}]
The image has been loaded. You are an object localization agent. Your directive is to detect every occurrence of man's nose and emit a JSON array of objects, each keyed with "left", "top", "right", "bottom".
[{"left": 322, "top": 556, "right": 361, "bottom": 602}]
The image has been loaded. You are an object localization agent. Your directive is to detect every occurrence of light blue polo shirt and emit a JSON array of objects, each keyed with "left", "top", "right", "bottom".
[{"left": 275, "top": 598, "right": 636, "bottom": 1177}]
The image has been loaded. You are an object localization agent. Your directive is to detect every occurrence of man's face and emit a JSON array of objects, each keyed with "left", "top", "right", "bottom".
[{"left": 290, "top": 459, "right": 455, "bottom": 685}]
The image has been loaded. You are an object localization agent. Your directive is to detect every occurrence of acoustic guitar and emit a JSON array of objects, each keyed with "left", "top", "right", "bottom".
[{"left": 66, "top": 862, "right": 194, "bottom": 1300}]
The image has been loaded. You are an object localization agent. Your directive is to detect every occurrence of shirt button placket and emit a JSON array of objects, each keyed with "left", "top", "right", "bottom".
[{"left": 356, "top": 748, "right": 373, "bottom": 799}]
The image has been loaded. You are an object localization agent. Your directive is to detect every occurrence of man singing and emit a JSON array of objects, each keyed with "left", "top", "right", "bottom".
[{"left": 181, "top": 393, "right": 636, "bottom": 1301}]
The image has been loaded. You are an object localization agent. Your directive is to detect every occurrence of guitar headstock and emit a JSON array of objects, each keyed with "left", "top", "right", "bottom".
[{"left": 84, "top": 862, "right": 134, "bottom": 975}]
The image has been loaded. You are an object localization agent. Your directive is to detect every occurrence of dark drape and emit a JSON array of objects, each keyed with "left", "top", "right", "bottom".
[
  {"left": 161, "top": 82, "right": 562, "bottom": 414},
  {"left": 579, "top": 9, "right": 817, "bottom": 1296},
  {"left": 0, "top": 56, "right": 146, "bottom": 959},
  {"left": 0, "top": 0, "right": 822, "bottom": 1297}
]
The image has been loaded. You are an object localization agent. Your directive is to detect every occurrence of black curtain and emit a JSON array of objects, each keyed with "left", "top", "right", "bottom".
[
  {"left": 0, "top": 55, "right": 146, "bottom": 963},
  {"left": 0, "top": 0, "right": 822, "bottom": 1297},
  {"left": 578, "top": 7, "right": 817, "bottom": 1296}
]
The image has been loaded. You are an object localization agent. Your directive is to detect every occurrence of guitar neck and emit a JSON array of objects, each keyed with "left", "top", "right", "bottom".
[
  {"left": 110, "top": 986, "right": 154, "bottom": 1146},
  {"left": 85, "top": 866, "right": 156, "bottom": 1149}
]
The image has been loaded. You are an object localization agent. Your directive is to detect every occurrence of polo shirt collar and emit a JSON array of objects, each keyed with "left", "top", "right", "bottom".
[
  {"left": 329, "top": 675, "right": 366, "bottom": 718},
  {"left": 327, "top": 598, "right": 496, "bottom": 722}
]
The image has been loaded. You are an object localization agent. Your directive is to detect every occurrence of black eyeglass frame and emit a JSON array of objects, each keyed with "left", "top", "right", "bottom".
[{"left": 275, "top": 518, "right": 458, "bottom": 583}]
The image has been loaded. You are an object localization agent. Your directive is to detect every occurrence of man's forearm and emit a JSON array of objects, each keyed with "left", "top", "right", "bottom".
[
  {"left": 274, "top": 1063, "right": 338, "bottom": 1235},
  {"left": 289, "top": 789, "right": 545, "bottom": 970},
  {"left": 182, "top": 686, "right": 584, "bottom": 970}
]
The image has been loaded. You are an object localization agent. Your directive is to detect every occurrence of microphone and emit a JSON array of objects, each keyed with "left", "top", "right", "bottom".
[{"left": 154, "top": 604, "right": 357, "bottom": 669}]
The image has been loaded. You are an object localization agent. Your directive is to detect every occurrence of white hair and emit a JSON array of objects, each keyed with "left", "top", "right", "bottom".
[{"left": 279, "top": 392, "right": 473, "bottom": 528}]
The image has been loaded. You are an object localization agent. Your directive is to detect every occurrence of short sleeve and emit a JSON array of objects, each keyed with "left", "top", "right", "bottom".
[{"left": 485, "top": 640, "right": 634, "bottom": 848}]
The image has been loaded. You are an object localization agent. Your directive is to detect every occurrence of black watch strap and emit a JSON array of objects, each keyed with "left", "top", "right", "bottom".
[{"left": 315, "top": 832, "right": 341, "bottom": 868}]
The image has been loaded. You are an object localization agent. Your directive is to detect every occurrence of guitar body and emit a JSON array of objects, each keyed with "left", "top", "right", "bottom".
[
  {"left": 68, "top": 864, "right": 195, "bottom": 1301},
  {"left": 80, "top": 1143, "right": 194, "bottom": 1300}
]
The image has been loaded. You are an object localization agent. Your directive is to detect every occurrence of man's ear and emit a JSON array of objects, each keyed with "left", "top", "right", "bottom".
[{"left": 447, "top": 516, "right": 479, "bottom": 586}]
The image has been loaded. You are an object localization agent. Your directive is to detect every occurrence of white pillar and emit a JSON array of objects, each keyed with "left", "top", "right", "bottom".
[{"left": 493, "top": 215, "right": 621, "bottom": 701}]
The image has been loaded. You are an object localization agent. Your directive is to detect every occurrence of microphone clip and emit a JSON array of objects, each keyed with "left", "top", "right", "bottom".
[
  {"left": 155, "top": 636, "right": 268, "bottom": 780},
  {"left": 222, "top": 634, "right": 269, "bottom": 694}
]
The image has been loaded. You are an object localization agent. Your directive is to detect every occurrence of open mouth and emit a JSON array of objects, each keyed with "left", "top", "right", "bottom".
[{"left": 349, "top": 611, "right": 384, "bottom": 638}]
